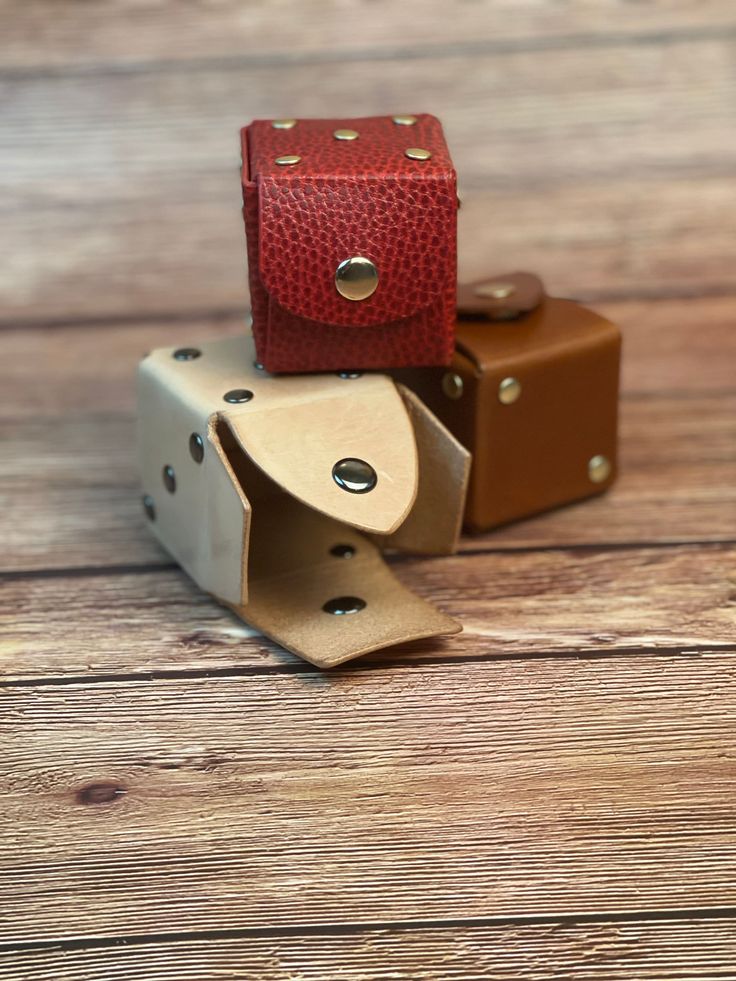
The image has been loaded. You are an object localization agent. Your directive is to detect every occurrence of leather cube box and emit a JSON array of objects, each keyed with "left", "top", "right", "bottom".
[
  {"left": 394, "top": 275, "right": 621, "bottom": 532},
  {"left": 241, "top": 114, "right": 457, "bottom": 373},
  {"left": 138, "top": 336, "right": 470, "bottom": 667}
]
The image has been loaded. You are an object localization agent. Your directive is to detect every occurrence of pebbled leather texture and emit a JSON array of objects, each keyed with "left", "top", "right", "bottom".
[{"left": 241, "top": 115, "right": 457, "bottom": 373}]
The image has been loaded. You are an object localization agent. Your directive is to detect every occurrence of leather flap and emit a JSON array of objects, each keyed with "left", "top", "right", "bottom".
[
  {"left": 242, "top": 115, "right": 457, "bottom": 327},
  {"left": 231, "top": 493, "right": 460, "bottom": 669},
  {"left": 145, "top": 335, "right": 420, "bottom": 536},
  {"left": 378, "top": 386, "right": 471, "bottom": 555},
  {"left": 457, "top": 272, "right": 545, "bottom": 321}
]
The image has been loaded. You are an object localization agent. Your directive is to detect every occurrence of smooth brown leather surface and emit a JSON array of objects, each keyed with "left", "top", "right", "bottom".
[
  {"left": 137, "top": 335, "right": 469, "bottom": 666},
  {"left": 457, "top": 272, "right": 545, "bottom": 321},
  {"left": 394, "top": 295, "right": 621, "bottom": 532}
]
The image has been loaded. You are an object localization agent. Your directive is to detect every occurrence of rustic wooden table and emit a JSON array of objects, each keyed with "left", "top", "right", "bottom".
[{"left": 2, "top": 3, "right": 735, "bottom": 977}]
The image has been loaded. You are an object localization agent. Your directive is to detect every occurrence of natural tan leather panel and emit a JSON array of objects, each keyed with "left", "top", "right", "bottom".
[
  {"left": 234, "top": 492, "right": 459, "bottom": 669},
  {"left": 380, "top": 386, "right": 471, "bottom": 555},
  {"left": 143, "top": 336, "right": 419, "bottom": 535},
  {"left": 137, "top": 335, "right": 467, "bottom": 664},
  {"left": 138, "top": 357, "right": 250, "bottom": 606}
]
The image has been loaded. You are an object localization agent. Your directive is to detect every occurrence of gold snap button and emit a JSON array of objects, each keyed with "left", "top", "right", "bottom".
[
  {"left": 274, "top": 154, "right": 301, "bottom": 166},
  {"left": 588, "top": 454, "right": 612, "bottom": 483},
  {"left": 271, "top": 119, "right": 297, "bottom": 129},
  {"left": 498, "top": 377, "right": 522, "bottom": 404},
  {"left": 442, "top": 372, "right": 464, "bottom": 400},
  {"left": 405, "top": 147, "right": 432, "bottom": 161},
  {"left": 392, "top": 115, "right": 418, "bottom": 126},
  {"left": 475, "top": 282, "right": 517, "bottom": 300},
  {"left": 335, "top": 256, "right": 379, "bottom": 301},
  {"left": 333, "top": 128, "right": 359, "bottom": 141}
]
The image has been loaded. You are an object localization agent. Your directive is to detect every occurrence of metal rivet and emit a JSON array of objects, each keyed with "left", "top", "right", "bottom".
[
  {"left": 498, "top": 377, "right": 522, "bottom": 404},
  {"left": 272, "top": 119, "right": 297, "bottom": 129},
  {"left": 442, "top": 372, "right": 464, "bottom": 400},
  {"left": 189, "top": 433, "right": 204, "bottom": 463},
  {"left": 330, "top": 544, "right": 356, "bottom": 559},
  {"left": 224, "top": 389, "right": 254, "bottom": 404},
  {"left": 335, "top": 256, "right": 379, "bottom": 301},
  {"left": 275, "top": 154, "right": 301, "bottom": 166},
  {"left": 322, "top": 596, "right": 366, "bottom": 615},
  {"left": 173, "top": 347, "right": 201, "bottom": 361},
  {"left": 334, "top": 128, "right": 359, "bottom": 141},
  {"left": 337, "top": 371, "right": 363, "bottom": 379},
  {"left": 162, "top": 465, "right": 176, "bottom": 493},
  {"left": 405, "top": 147, "right": 432, "bottom": 161},
  {"left": 142, "top": 494, "right": 156, "bottom": 521},
  {"left": 588, "top": 454, "right": 612, "bottom": 483},
  {"left": 332, "top": 458, "right": 377, "bottom": 494},
  {"left": 392, "top": 115, "right": 417, "bottom": 126},
  {"left": 475, "top": 282, "right": 516, "bottom": 300}
]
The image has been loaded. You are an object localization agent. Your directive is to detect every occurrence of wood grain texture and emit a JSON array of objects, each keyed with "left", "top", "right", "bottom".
[
  {"left": 4, "top": 918, "right": 736, "bottom": 980},
  {"left": 3, "top": 295, "right": 736, "bottom": 415},
  {"left": 2, "top": 394, "right": 735, "bottom": 570},
  {"left": 3, "top": 650, "right": 736, "bottom": 942},
  {"left": 1, "top": 299, "right": 734, "bottom": 572},
  {"left": 2, "top": 543, "right": 734, "bottom": 680},
  {"left": 5, "top": 0, "right": 735, "bottom": 69},
  {"left": 2, "top": 1, "right": 735, "bottom": 970},
  {"left": 1, "top": 34, "right": 734, "bottom": 320}
]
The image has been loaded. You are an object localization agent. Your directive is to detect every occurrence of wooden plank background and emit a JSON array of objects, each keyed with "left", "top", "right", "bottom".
[{"left": 1, "top": 1, "right": 735, "bottom": 977}]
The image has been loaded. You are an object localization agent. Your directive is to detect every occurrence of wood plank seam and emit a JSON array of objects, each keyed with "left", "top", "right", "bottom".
[
  {"left": 3, "top": 539, "right": 734, "bottom": 583},
  {"left": 3, "top": 286, "right": 736, "bottom": 332},
  {"left": 9, "top": 540, "right": 723, "bottom": 577},
  {"left": 0, "top": 562, "right": 177, "bottom": 583},
  {"left": 4, "top": 24, "right": 736, "bottom": 83},
  {"left": 2, "top": 906, "right": 736, "bottom": 957},
  {"left": 3, "top": 644, "right": 735, "bottom": 690}
]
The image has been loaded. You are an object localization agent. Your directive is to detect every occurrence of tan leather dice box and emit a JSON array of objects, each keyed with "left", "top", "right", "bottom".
[
  {"left": 393, "top": 274, "right": 621, "bottom": 532},
  {"left": 137, "top": 336, "right": 470, "bottom": 667}
]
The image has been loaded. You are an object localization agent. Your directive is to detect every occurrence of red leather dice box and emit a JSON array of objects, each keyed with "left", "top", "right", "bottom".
[{"left": 240, "top": 115, "right": 458, "bottom": 373}]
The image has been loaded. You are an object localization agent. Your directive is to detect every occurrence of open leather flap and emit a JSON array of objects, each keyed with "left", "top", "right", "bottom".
[
  {"left": 220, "top": 451, "right": 459, "bottom": 668},
  {"left": 377, "top": 385, "right": 470, "bottom": 555},
  {"left": 169, "top": 335, "right": 420, "bottom": 535}
]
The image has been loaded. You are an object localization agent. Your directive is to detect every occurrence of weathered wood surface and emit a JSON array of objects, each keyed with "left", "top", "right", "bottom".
[
  {"left": 3, "top": 650, "right": 736, "bottom": 944},
  {"left": 6, "top": 0, "right": 736, "bottom": 68},
  {"left": 2, "top": 297, "right": 735, "bottom": 572},
  {"left": 2, "top": 0, "right": 735, "bottom": 974},
  {"left": 4, "top": 295, "right": 736, "bottom": 415},
  {"left": 3, "top": 393, "right": 733, "bottom": 572},
  {"left": 4, "top": 918, "right": 736, "bottom": 981},
  {"left": 2, "top": 543, "right": 734, "bottom": 680},
  {"left": 2, "top": 19, "right": 735, "bottom": 322}
]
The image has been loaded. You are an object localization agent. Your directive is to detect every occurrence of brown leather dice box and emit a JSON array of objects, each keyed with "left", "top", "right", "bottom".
[
  {"left": 240, "top": 114, "right": 457, "bottom": 374},
  {"left": 393, "top": 274, "right": 621, "bottom": 532},
  {"left": 137, "top": 336, "right": 470, "bottom": 667}
]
